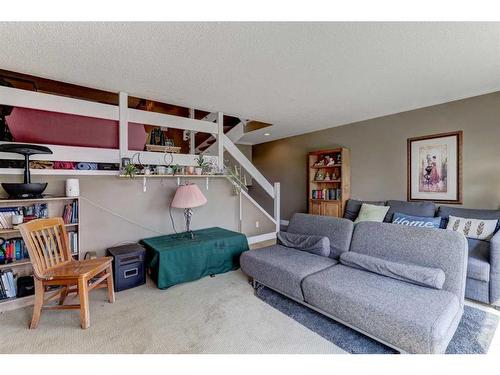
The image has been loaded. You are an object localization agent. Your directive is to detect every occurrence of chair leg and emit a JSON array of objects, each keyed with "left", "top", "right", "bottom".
[
  {"left": 58, "top": 286, "right": 68, "bottom": 306},
  {"left": 78, "top": 278, "right": 90, "bottom": 329},
  {"left": 106, "top": 265, "right": 115, "bottom": 303},
  {"left": 30, "top": 279, "right": 44, "bottom": 329}
]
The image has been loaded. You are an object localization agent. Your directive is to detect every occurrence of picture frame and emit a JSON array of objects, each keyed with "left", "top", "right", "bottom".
[{"left": 407, "top": 131, "right": 463, "bottom": 204}]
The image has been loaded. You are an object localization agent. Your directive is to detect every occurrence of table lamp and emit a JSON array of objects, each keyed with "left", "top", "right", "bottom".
[{"left": 171, "top": 182, "right": 207, "bottom": 238}]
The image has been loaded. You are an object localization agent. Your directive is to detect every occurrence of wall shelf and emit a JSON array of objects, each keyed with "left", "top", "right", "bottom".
[
  {"left": 0, "top": 168, "right": 119, "bottom": 176},
  {"left": 0, "top": 223, "right": 78, "bottom": 236},
  {"left": 117, "top": 174, "right": 227, "bottom": 178}
]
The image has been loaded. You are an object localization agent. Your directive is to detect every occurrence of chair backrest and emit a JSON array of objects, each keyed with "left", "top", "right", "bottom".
[{"left": 19, "top": 217, "right": 72, "bottom": 278}]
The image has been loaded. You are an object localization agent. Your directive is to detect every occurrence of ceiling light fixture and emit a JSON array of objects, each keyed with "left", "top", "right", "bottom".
[{"left": 264, "top": 133, "right": 270, "bottom": 136}]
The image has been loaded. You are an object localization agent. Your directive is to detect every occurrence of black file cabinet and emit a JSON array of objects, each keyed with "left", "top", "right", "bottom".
[{"left": 106, "top": 243, "right": 146, "bottom": 292}]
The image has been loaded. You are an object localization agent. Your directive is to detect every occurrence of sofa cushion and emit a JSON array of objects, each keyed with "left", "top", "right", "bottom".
[
  {"left": 287, "top": 213, "right": 354, "bottom": 259},
  {"left": 240, "top": 245, "right": 337, "bottom": 301},
  {"left": 349, "top": 221, "right": 468, "bottom": 300},
  {"left": 302, "top": 265, "right": 462, "bottom": 353},
  {"left": 343, "top": 199, "right": 386, "bottom": 221},
  {"left": 384, "top": 200, "right": 436, "bottom": 222},
  {"left": 465, "top": 277, "right": 490, "bottom": 304},
  {"left": 354, "top": 203, "right": 390, "bottom": 223},
  {"left": 467, "top": 238, "right": 490, "bottom": 282},
  {"left": 438, "top": 206, "right": 500, "bottom": 231},
  {"left": 339, "top": 252, "right": 446, "bottom": 289},
  {"left": 392, "top": 212, "right": 442, "bottom": 229},
  {"left": 277, "top": 231, "right": 330, "bottom": 257}
]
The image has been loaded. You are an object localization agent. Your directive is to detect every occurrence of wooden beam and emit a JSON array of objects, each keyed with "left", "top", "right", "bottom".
[
  {"left": 0, "top": 85, "right": 118, "bottom": 120},
  {"left": 119, "top": 92, "right": 128, "bottom": 158},
  {"left": 128, "top": 108, "right": 218, "bottom": 134}
]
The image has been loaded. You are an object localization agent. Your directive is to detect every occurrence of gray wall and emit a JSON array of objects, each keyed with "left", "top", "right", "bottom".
[
  {"left": 252, "top": 91, "right": 500, "bottom": 220},
  {"left": 0, "top": 174, "right": 273, "bottom": 256}
]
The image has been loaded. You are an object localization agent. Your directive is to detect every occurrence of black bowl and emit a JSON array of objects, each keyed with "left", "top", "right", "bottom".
[{"left": 1, "top": 183, "right": 48, "bottom": 199}]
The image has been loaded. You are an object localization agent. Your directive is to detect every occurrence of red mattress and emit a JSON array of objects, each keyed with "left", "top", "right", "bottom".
[{"left": 7, "top": 107, "right": 147, "bottom": 151}]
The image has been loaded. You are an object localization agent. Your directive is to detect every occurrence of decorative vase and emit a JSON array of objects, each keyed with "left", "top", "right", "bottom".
[{"left": 186, "top": 166, "right": 195, "bottom": 175}]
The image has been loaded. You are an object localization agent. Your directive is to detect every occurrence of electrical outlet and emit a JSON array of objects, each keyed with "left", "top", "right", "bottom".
[{"left": 255, "top": 221, "right": 259, "bottom": 228}]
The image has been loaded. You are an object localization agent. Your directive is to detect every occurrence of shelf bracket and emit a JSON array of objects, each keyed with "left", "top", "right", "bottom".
[
  {"left": 143, "top": 176, "right": 147, "bottom": 192},
  {"left": 206, "top": 177, "right": 209, "bottom": 190}
]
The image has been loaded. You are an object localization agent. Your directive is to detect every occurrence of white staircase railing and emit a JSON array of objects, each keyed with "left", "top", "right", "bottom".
[
  {"left": 0, "top": 86, "right": 280, "bottom": 244},
  {"left": 222, "top": 133, "right": 280, "bottom": 241}
]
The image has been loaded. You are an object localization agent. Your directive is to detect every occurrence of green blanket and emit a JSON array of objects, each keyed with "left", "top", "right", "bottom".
[{"left": 141, "top": 227, "right": 249, "bottom": 289}]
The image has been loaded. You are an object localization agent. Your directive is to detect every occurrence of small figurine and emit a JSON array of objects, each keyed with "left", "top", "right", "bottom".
[
  {"left": 315, "top": 170, "right": 325, "bottom": 181},
  {"left": 327, "top": 157, "right": 336, "bottom": 167},
  {"left": 314, "top": 159, "right": 325, "bottom": 167},
  {"left": 324, "top": 172, "right": 331, "bottom": 181}
]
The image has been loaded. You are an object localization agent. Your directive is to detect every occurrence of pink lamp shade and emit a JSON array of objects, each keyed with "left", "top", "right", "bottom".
[{"left": 171, "top": 183, "right": 207, "bottom": 209}]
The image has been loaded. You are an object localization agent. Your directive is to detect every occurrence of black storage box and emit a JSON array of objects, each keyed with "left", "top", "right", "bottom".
[
  {"left": 106, "top": 243, "right": 146, "bottom": 292},
  {"left": 16, "top": 275, "right": 35, "bottom": 298}
]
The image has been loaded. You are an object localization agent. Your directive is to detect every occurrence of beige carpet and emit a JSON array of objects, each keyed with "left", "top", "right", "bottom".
[{"left": 0, "top": 270, "right": 345, "bottom": 354}]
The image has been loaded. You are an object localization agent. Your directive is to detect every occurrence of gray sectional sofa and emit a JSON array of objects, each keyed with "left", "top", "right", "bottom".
[
  {"left": 344, "top": 199, "right": 500, "bottom": 307},
  {"left": 240, "top": 213, "right": 468, "bottom": 354}
]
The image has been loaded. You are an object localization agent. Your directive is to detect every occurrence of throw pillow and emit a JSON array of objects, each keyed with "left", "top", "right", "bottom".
[
  {"left": 277, "top": 231, "right": 330, "bottom": 257},
  {"left": 340, "top": 252, "right": 446, "bottom": 290},
  {"left": 354, "top": 203, "right": 390, "bottom": 223},
  {"left": 446, "top": 215, "right": 498, "bottom": 240},
  {"left": 392, "top": 212, "right": 442, "bottom": 229}
]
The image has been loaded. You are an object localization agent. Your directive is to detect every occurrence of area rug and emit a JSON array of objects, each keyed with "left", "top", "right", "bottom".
[{"left": 256, "top": 286, "right": 499, "bottom": 354}]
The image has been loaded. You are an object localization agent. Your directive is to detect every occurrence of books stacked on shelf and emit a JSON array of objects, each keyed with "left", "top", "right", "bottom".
[
  {"left": 0, "top": 238, "right": 29, "bottom": 264},
  {"left": 23, "top": 203, "right": 49, "bottom": 221},
  {"left": 0, "top": 207, "right": 22, "bottom": 229},
  {"left": 62, "top": 200, "right": 78, "bottom": 224},
  {"left": 0, "top": 269, "right": 16, "bottom": 300},
  {"left": 68, "top": 232, "right": 78, "bottom": 256},
  {"left": 0, "top": 203, "right": 49, "bottom": 229},
  {"left": 311, "top": 188, "right": 342, "bottom": 200}
]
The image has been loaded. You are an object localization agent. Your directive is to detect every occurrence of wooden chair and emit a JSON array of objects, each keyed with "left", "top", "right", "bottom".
[{"left": 19, "top": 217, "right": 115, "bottom": 329}]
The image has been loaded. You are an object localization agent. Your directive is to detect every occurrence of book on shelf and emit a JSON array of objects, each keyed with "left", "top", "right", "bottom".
[
  {"left": 0, "top": 203, "right": 49, "bottom": 229},
  {"left": 0, "top": 207, "right": 22, "bottom": 229},
  {"left": 0, "top": 269, "right": 16, "bottom": 300},
  {"left": 311, "top": 188, "right": 342, "bottom": 200},
  {"left": 68, "top": 231, "right": 78, "bottom": 255},
  {"left": 62, "top": 200, "right": 78, "bottom": 224},
  {"left": 0, "top": 237, "right": 29, "bottom": 264}
]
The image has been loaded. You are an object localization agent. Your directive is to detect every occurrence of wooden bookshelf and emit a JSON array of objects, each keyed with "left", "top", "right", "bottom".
[
  {"left": 0, "top": 196, "right": 81, "bottom": 313},
  {"left": 308, "top": 148, "right": 350, "bottom": 218}
]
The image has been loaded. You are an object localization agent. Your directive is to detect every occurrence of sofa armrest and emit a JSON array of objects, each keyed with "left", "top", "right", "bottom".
[{"left": 489, "top": 230, "right": 500, "bottom": 306}]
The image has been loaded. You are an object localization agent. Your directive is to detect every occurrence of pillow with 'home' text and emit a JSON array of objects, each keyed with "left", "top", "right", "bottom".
[
  {"left": 392, "top": 212, "right": 441, "bottom": 229},
  {"left": 446, "top": 215, "right": 498, "bottom": 240}
]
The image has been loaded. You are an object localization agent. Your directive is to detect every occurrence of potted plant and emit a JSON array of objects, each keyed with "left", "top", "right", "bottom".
[
  {"left": 194, "top": 154, "right": 209, "bottom": 175},
  {"left": 122, "top": 163, "right": 138, "bottom": 177}
]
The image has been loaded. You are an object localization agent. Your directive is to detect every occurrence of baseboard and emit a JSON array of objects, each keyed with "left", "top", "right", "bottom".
[{"left": 247, "top": 232, "right": 276, "bottom": 245}]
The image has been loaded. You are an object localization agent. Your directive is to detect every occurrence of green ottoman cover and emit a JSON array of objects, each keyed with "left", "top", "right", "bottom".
[{"left": 141, "top": 227, "right": 249, "bottom": 289}]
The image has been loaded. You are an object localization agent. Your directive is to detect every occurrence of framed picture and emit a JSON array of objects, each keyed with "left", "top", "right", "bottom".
[{"left": 407, "top": 131, "right": 462, "bottom": 204}]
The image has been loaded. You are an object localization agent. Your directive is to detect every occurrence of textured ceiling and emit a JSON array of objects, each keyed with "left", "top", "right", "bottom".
[{"left": 0, "top": 22, "right": 499, "bottom": 144}]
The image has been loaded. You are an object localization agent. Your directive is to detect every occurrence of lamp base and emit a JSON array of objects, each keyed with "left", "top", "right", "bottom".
[{"left": 184, "top": 208, "right": 195, "bottom": 239}]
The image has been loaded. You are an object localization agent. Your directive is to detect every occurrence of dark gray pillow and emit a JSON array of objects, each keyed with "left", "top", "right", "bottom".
[
  {"left": 384, "top": 200, "right": 436, "bottom": 222},
  {"left": 343, "top": 199, "right": 386, "bottom": 221},
  {"left": 340, "top": 251, "right": 446, "bottom": 290},
  {"left": 277, "top": 231, "right": 330, "bottom": 257}
]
